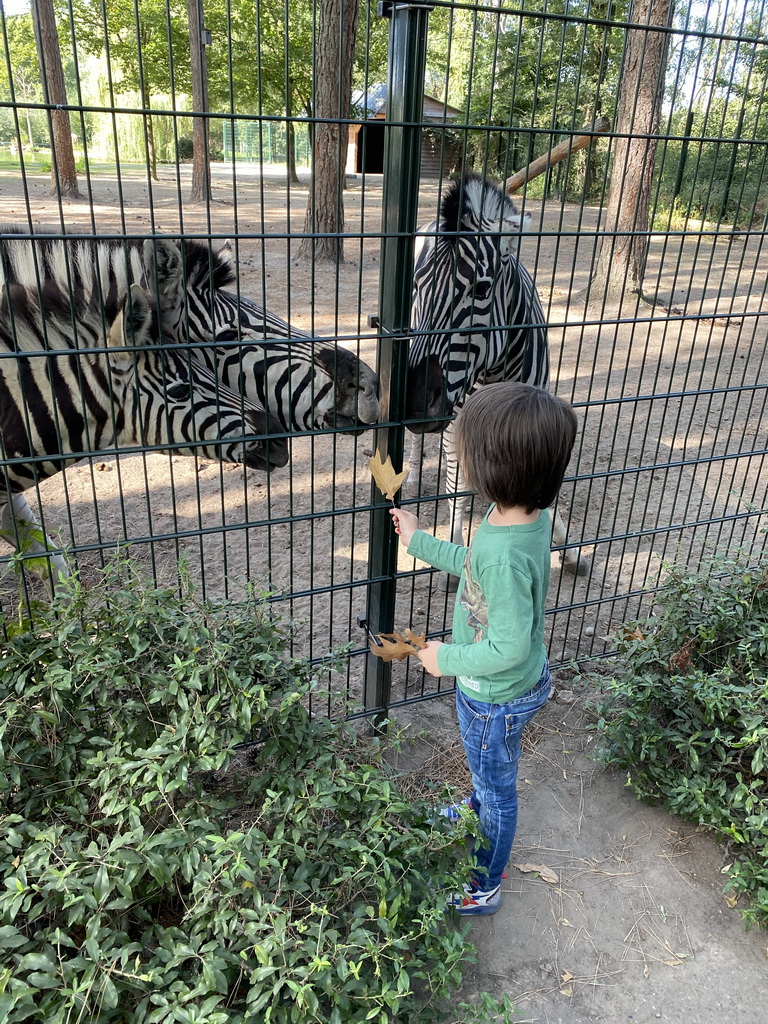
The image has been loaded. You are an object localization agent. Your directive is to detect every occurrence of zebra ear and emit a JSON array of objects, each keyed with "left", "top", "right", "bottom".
[
  {"left": 499, "top": 207, "right": 532, "bottom": 254},
  {"left": 107, "top": 284, "right": 152, "bottom": 356},
  {"left": 143, "top": 237, "right": 183, "bottom": 302},
  {"left": 502, "top": 207, "right": 532, "bottom": 232},
  {"left": 216, "top": 238, "right": 234, "bottom": 264}
]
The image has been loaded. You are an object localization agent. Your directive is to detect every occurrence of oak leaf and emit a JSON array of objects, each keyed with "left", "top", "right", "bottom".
[
  {"left": 369, "top": 449, "right": 409, "bottom": 502},
  {"left": 369, "top": 629, "right": 427, "bottom": 662}
]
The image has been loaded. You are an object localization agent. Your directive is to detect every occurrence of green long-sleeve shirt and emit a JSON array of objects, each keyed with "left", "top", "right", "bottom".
[{"left": 408, "top": 508, "right": 551, "bottom": 703}]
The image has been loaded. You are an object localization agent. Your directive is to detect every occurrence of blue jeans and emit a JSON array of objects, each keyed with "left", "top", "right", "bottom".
[{"left": 455, "top": 663, "right": 552, "bottom": 891}]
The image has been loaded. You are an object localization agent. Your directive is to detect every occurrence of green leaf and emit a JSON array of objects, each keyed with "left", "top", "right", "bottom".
[
  {"left": 17, "top": 953, "right": 55, "bottom": 973},
  {"left": 26, "top": 972, "right": 60, "bottom": 989},
  {"left": 0, "top": 926, "right": 29, "bottom": 950}
]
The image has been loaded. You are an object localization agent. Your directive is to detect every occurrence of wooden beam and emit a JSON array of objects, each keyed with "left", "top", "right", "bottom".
[{"left": 504, "top": 116, "right": 611, "bottom": 194}]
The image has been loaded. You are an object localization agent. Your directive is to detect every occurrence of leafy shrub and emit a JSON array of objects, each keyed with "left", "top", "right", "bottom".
[
  {"left": 592, "top": 557, "right": 768, "bottom": 928},
  {"left": 176, "top": 136, "right": 193, "bottom": 161},
  {"left": 0, "top": 558, "right": 505, "bottom": 1023}
]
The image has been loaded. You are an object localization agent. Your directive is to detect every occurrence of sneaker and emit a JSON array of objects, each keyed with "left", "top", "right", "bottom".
[
  {"left": 439, "top": 796, "right": 473, "bottom": 822},
  {"left": 447, "top": 882, "right": 502, "bottom": 916}
]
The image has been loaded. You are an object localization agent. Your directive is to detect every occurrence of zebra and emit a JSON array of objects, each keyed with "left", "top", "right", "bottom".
[
  {"left": 0, "top": 232, "right": 287, "bottom": 586},
  {"left": 146, "top": 236, "right": 380, "bottom": 433},
  {"left": 404, "top": 174, "right": 587, "bottom": 580},
  {"left": 0, "top": 226, "right": 379, "bottom": 437}
]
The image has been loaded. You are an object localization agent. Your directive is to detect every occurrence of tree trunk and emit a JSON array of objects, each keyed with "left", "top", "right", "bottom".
[
  {"left": 187, "top": 0, "right": 211, "bottom": 202},
  {"left": 286, "top": 80, "right": 301, "bottom": 186},
  {"left": 143, "top": 83, "right": 158, "bottom": 182},
  {"left": 297, "top": 0, "right": 359, "bottom": 263},
  {"left": 589, "top": 0, "right": 673, "bottom": 302},
  {"left": 32, "top": 0, "right": 80, "bottom": 198}
]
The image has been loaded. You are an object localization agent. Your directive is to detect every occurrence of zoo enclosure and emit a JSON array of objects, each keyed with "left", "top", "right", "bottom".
[{"left": 0, "top": 0, "right": 767, "bottom": 718}]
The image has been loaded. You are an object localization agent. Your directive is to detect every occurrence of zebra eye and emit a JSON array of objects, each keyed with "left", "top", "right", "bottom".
[
  {"left": 216, "top": 328, "right": 240, "bottom": 343},
  {"left": 166, "top": 381, "right": 192, "bottom": 401},
  {"left": 474, "top": 279, "right": 492, "bottom": 299}
]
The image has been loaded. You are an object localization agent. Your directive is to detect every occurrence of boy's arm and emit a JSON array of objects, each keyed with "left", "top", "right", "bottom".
[
  {"left": 407, "top": 529, "right": 467, "bottom": 578},
  {"left": 436, "top": 563, "right": 535, "bottom": 677}
]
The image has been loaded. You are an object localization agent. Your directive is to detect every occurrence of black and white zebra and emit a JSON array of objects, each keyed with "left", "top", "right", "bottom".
[
  {"left": 152, "top": 238, "right": 380, "bottom": 433},
  {"left": 405, "top": 174, "right": 586, "bottom": 576},
  {"left": 0, "top": 232, "right": 287, "bottom": 584}
]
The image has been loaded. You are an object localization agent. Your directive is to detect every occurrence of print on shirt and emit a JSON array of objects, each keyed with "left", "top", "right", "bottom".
[{"left": 459, "top": 545, "right": 488, "bottom": 641}]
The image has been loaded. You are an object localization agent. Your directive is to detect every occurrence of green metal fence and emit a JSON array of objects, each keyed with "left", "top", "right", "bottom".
[{"left": 1, "top": 0, "right": 767, "bottom": 719}]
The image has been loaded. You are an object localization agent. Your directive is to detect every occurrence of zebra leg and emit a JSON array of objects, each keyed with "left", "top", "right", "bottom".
[
  {"left": 437, "top": 421, "right": 465, "bottom": 592},
  {"left": 551, "top": 505, "right": 589, "bottom": 576},
  {"left": 0, "top": 492, "right": 70, "bottom": 594},
  {"left": 404, "top": 433, "right": 425, "bottom": 491}
]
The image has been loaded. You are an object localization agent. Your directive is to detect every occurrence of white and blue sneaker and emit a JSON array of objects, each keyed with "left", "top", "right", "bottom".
[
  {"left": 446, "top": 881, "right": 502, "bottom": 916},
  {"left": 439, "top": 796, "right": 473, "bottom": 822}
]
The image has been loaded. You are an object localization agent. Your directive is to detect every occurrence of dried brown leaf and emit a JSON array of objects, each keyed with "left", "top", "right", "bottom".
[
  {"left": 369, "top": 449, "right": 409, "bottom": 502},
  {"left": 369, "top": 629, "right": 427, "bottom": 662},
  {"left": 514, "top": 862, "right": 560, "bottom": 884}
]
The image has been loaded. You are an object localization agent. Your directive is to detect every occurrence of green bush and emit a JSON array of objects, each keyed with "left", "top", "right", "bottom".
[
  {"left": 0, "top": 558, "right": 505, "bottom": 1023},
  {"left": 592, "top": 557, "right": 768, "bottom": 928}
]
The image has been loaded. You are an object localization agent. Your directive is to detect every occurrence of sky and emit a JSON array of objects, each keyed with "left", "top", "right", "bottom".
[{"left": 0, "top": 0, "right": 30, "bottom": 14}]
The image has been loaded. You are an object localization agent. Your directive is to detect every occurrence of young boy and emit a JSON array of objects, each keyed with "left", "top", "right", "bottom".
[{"left": 390, "top": 382, "right": 578, "bottom": 916}]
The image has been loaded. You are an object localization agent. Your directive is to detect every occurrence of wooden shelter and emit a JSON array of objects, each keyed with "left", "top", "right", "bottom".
[{"left": 347, "top": 89, "right": 463, "bottom": 177}]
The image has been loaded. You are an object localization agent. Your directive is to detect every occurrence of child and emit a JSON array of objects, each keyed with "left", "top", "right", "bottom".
[{"left": 390, "top": 382, "right": 578, "bottom": 916}]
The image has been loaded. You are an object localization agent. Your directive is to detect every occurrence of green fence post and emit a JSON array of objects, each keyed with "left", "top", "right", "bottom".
[{"left": 363, "top": 1, "right": 433, "bottom": 721}]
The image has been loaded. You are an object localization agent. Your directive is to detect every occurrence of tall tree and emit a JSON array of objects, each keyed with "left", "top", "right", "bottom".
[
  {"left": 297, "top": 0, "right": 359, "bottom": 263},
  {"left": 31, "top": 0, "right": 80, "bottom": 197},
  {"left": 187, "top": 0, "right": 211, "bottom": 201},
  {"left": 588, "top": 0, "right": 674, "bottom": 302}
]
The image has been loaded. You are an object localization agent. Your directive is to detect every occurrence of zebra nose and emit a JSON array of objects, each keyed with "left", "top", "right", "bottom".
[
  {"left": 253, "top": 435, "right": 289, "bottom": 470},
  {"left": 243, "top": 409, "right": 289, "bottom": 470}
]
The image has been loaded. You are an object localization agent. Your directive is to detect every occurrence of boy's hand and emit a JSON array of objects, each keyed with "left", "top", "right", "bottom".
[
  {"left": 417, "top": 640, "right": 444, "bottom": 677},
  {"left": 390, "top": 507, "right": 419, "bottom": 548}
]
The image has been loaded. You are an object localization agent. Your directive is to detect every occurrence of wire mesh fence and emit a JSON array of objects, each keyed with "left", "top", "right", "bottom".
[{"left": 0, "top": 0, "right": 766, "bottom": 719}]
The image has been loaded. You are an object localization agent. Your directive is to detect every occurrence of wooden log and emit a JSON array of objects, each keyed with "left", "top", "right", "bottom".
[{"left": 504, "top": 116, "right": 612, "bottom": 194}]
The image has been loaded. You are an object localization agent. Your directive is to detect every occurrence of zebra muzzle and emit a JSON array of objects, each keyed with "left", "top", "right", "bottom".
[{"left": 240, "top": 411, "right": 290, "bottom": 471}]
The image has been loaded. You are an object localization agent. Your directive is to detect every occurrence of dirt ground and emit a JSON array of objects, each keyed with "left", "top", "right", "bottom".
[
  {"left": 391, "top": 687, "right": 768, "bottom": 1024},
  {"left": 1, "top": 163, "right": 765, "bottom": 682},
  {"left": 1, "top": 162, "right": 766, "bottom": 1020}
]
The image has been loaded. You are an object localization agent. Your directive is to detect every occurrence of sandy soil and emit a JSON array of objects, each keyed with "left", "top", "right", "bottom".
[
  {"left": 1, "top": 162, "right": 766, "bottom": 1021},
  {"left": 392, "top": 690, "right": 768, "bottom": 1024}
]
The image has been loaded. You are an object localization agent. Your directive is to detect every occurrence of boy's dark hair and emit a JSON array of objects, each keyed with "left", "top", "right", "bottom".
[{"left": 454, "top": 382, "right": 577, "bottom": 513}]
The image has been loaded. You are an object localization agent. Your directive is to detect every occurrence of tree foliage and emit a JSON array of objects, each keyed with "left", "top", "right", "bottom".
[
  {"left": 0, "top": 13, "right": 45, "bottom": 148},
  {"left": 424, "top": 0, "right": 628, "bottom": 198},
  {"left": 4, "top": 1, "right": 767, "bottom": 234}
]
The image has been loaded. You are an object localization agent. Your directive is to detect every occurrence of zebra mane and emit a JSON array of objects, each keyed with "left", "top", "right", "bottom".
[
  {"left": 178, "top": 238, "right": 237, "bottom": 292},
  {"left": 440, "top": 174, "right": 516, "bottom": 235}
]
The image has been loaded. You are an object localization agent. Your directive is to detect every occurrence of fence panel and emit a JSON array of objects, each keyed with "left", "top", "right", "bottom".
[{"left": 0, "top": 0, "right": 766, "bottom": 719}]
